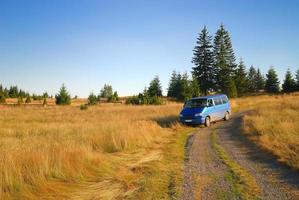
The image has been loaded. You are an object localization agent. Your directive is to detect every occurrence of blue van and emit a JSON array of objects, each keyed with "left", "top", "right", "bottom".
[{"left": 179, "top": 94, "right": 231, "bottom": 127}]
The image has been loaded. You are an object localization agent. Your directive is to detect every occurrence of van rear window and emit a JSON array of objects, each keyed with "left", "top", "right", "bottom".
[
  {"left": 184, "top": 99, "right": 207, "bottom": 108},
  {"left": 221, "top": 96, "right": 228, "bottom": 103}
]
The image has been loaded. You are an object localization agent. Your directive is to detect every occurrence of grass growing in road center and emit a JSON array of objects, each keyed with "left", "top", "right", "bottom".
[{"left": 211, "top": 131, "right": 261, "bottom": 200}]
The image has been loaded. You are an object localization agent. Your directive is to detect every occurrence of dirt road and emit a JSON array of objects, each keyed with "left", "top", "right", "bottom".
[{"left": 181, "top": 113, "right": 299, "bottom": 200}]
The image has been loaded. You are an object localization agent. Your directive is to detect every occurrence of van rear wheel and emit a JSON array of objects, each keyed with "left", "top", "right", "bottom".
[
  {"left": 205, "top": 117, "right": 210, "bottom": 127},
  {"left": 224, "top": 112, "right": 230, "bottom": 121}
]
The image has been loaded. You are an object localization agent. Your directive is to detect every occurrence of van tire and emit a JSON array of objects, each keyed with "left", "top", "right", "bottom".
[
  {"left": 224, "top": 112, "right": 230, "bottom": 121},
  {"left": 205, "top": 117, "right": 210, "bottom": 127}
]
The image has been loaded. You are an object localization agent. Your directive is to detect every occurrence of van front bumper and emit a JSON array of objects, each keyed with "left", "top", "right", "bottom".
[{"left": 179, "top": 116, "right": 205, "bottom": 125}]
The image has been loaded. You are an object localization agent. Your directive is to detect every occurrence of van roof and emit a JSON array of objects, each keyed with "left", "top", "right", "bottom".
[{"left": 191, "top": 94, "right": 227, "bottom": 100}]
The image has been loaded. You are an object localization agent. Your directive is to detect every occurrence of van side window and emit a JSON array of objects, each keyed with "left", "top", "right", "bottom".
[
  {"left": 221, "top": 96, "right": 228, "bottom": 104},
  {"left": 207, "top": 99, "right": 213, "bottom": 107},
  {"left": 214, "top": 97, "right": 220, "bottom": 105}
]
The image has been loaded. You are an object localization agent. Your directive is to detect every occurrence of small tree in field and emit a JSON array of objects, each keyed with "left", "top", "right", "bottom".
[
  {"left": 55, "top": 84, "right": 71, "bottom": 105},
  {"left": 88, "top": 92, "right": 98, "bottom": 105},
  {"left": 25, "top": 96, "right": 31, "bottom": 103},
  {"left": 0, "top": 93, "right": 6, "bottom": 104}
]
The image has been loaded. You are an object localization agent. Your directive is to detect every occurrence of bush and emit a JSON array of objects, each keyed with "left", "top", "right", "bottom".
[
  {"left": 25, "top": 96, "right": 31, "bottom": 103},
  {"left": 80, "top": 104, "right": 88, "bottom": 110},
  {"left": 125, "top": 96, "right": 141, "bottom": 105},
  {"left": 55, "top": 84, "right": 71, "bottom": 105},
  {"left": 88, "top": 93, "right": 98, "bottom": 105}
]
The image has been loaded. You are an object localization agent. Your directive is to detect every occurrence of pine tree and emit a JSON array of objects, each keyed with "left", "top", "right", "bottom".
[
  {"left": 247, "top": 66, "right": 258, "bottom": 93},
  {"left": 295, "top": 69, "right": 299, "bottom": 91},
  {"left": 190, "top": 75, "right": 200, "bottom": 98},
  {"left": 167, "top": 70, "right": 178, "bottom": 98},
  {"left": 235, "top": 59, "right": 248, "bottom": 96},
  {"left": 255, "top": 68, "right": 265, "bottom": 91},
  {"left": 282, "top": 69, "right": 296, "bottom": 93},
  {"left": 192, "top": 26, "right": 215, "bottom": 95},
  {"left": 148, "top": 76, "right": 162, "bottom": 97},
  {"left": 265, "top": 67, "right": 280, "bottom": 93},
  {"left": 55, "top": 84, "right": 71, "bottom": 105},
  {"left": 213, "top": 24, "right": 237, "bottom": 94}
]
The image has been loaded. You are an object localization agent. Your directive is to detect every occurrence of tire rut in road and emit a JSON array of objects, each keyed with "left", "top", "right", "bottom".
[{"left": 181, "top": 125, "right": 238, "bottom": 200}]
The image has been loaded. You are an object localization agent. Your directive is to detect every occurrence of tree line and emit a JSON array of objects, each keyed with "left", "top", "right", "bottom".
[{"left": 173, "top": 24, "right": 299, "bottom": 99}]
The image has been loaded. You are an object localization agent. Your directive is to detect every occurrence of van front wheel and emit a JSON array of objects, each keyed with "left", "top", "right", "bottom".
[
  {"left": 205, "top": 117, "right": 210, "bottom": 127},
  {"left": 224, "top": 112, "right": 230, "bottom": 121}
]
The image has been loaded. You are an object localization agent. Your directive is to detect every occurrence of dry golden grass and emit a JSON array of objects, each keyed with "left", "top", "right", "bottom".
[
  {"left": 234, "top": 93, "right": 299, "bottom": 170},
  {"left": 0, "top": 103, "right": 186, "bottom": 199}
]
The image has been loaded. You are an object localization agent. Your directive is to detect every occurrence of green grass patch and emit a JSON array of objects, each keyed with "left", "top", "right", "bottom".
[{"left": 211, "top": 131, "right": 261, "bottom": 200}]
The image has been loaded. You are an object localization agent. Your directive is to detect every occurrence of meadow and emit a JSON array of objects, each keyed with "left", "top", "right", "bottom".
[
  {"left": 0, "top": 102, "right": 191, "bottom": 199},
  {"left": 232, "top": 93, "right": 299, "bottom": 170},
  {"left": 1, "top": 93, "right": 299, "bottom": 199}
]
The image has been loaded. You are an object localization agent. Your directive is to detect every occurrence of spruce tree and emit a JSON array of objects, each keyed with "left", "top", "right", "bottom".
[
  {"left": 192, "top": 26, "right": 215, "bottom": 95},
  {"left": 167, "top": 70, "right": 178, "bottom": 98},
  {"left": 55, "top": 84, "right": 71, "bottom": 105},
  {"left": 148, "top": 76, "right": 163, "bottom": 97},
  {"left": 247, "top": 66, "right": 258, "bottom": 93},
  {"left": 190, "top": 75, "right": 200, "bottom": 98},
  {"left": 265, "top": 67, "right": 280, "bottom": 93},
  {"left": 255, "top": 68, "right": 265, "bottom": 91},
  {"left": 235, "top": 59, "right": 248, "bottom": 96},
  {"left": 282, "top": 69, "right": 296, "bottom": 93},
  {"left": 213, "top": 24, "right": 237, "bottom": 94}
]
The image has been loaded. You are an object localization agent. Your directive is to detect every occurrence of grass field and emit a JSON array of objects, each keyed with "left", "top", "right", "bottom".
[
  {"left": 233, "top": 93, "right": 299, "bottom": 170},
  {"left": 0, "top": 103, "right": 192, "bottom": 199},
  {"left": 1, "top": 93, "right": 298, "bottom": 199}
]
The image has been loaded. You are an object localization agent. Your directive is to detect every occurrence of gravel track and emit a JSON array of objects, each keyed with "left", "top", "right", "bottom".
[{"left": 181, "top": 113, "right": 299, "bottom": 200}]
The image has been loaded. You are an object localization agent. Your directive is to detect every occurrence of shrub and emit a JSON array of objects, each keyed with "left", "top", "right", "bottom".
[
  {"left": 88, "top": 93, "right": 98, "bottom": 105},
  {"left": 25, "top": 96, "right": 31, "bottom": 103}
]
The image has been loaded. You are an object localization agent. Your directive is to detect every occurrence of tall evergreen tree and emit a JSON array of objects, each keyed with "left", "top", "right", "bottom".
[
  {"left": 190, "top": 75, "right": 200, "bottom": 98},
  {"left": 213, "top": 24, "right": 237, "bottom": 95},
  {"left": 148, "top": 76, "right": 163, "bottom": 97},
  {"left": 100, "top": 84, "right": 113, "bottom": 98},
  {"left": 247, "top": 66, "right": 258, "bottom": 93},
  {"left": 282, "top": 69, "right": 296, "bottom": 93},
  {"left": 255, "top": 68, "right": 265, "bottom": 91},
  {"left": 192, "top": 26, "right": 215, "bottom": 95},
  {"left": 167, "top": 70, "right": 178, "bottom": 98},
  {"left": 235, "top": 59, "right": 248, "bottom": 96},
  {"left": 265, "top": 67, "right": 280, "bottom": 93}
]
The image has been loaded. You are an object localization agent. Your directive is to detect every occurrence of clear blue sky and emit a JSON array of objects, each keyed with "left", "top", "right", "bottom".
[{"left": 1, "top": 0, "right": 298, "bottom": 97}]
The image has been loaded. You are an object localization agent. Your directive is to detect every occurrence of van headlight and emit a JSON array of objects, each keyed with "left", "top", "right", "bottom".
[{"left": 194, "top": 113, "right": 202, "bottom": 117}]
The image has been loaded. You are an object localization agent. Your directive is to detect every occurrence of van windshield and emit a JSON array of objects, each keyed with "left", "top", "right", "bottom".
[{"left": 184, "top": 99, "right": 207, "bottom": 108}]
